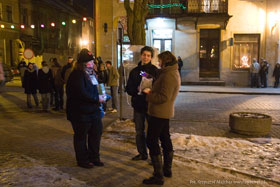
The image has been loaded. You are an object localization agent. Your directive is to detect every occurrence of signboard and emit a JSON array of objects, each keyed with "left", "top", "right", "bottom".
[{"left": 23, "top": 49, "right": 34, "bottom": 60}]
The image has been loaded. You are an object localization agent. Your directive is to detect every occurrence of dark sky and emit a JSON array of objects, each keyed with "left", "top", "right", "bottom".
[{"left": 73, "top": 0, "right": 93, "bottom": 17}]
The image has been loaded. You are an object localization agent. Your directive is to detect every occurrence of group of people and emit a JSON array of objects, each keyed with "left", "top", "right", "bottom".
[
  {"left": 67, "top": 46, "right": 180, "bottom": 186},
  {"left": 17, "top": 57, "right": 73, "bottom": 111},
  {"left": 250, "top": 58, "right": 280, "bottom": 88}
]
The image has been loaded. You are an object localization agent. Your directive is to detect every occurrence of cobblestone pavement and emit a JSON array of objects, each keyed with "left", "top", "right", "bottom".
[{"left": 120, "top": 92, "right": 280, "bottom": 139}]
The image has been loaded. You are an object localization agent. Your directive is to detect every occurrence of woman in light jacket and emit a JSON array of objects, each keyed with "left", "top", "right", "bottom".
[{"left": 142, "top": 51, "right": 180, "bottom": 185}]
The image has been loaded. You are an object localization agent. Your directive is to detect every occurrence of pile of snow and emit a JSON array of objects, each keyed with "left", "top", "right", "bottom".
[
  {"left": 0, "top": 153, "right": 86, "bottom": 187},
  {"left": 172, "top": 133, "right": 280, "bottom": 182},
  {"left": 105, "top": 120, "right": 280, "bottom": 182}
]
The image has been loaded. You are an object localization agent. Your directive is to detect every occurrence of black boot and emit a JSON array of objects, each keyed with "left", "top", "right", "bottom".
[
  {"left": 143, "top": 155, "right": 164, "bottom": 185},
  {"left": 163, "top": 151, "right": 173, "bottom": 177}
]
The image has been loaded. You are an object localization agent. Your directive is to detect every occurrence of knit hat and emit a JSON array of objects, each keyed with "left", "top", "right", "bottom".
[{"left": 77, "top": 48, "right": 94, "bottom": 64}]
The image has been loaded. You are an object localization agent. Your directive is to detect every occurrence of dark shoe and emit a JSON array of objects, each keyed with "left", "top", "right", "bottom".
[
  {"left": 143, "top": 176, "right": 164, "bottom": 185},
  {"left": 92, "top": 161, "right": 104, "bottom": 167},
  {"left": 163, "top": 152, "right": 173, "bottom": 178},
  {"left": 77, "top": 162, "right": 93, "bottom": 169},
  {"left": 143, "top": 155, "right": 164, "bottom": 185},
  {"left": 132, "top": 154, "right": 148, "bottom": 161}
]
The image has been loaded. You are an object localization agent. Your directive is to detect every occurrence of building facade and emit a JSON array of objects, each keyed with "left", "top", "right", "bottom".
[
  {"left": 95, "top": 0, "right": 280, "bottom": 87},
  {"left": 0, "top": 0, "right": 94, "bottom": 68}
]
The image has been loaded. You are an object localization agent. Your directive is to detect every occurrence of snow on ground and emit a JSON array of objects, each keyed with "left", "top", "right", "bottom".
[
  {"left": 0, "top": 153, "right": 87, "bottom": 187},
  {"left": 105, "top": 119, "right": 280, "bottom": 183}
]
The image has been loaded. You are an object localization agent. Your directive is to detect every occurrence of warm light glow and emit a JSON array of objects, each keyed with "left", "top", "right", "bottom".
[
  {"left": 51, "top": 22, "right": 55, "bottom": 27},
  {"left": 83, "top": 17, "right": 87, "bottom": 22},
  {"left": 72, "top": 19, "right": 77, "bottom": 24},
  {"left": 40, "top": 24, "right": 45, "bottom": 28},
  {"left": 20, "top": 25, "right": 25, "bottom": 29},
  {"left": 80, "top": 39, "right": 89, "bottom": 46},
  {"left": 0, "top": 25, "right": 4, "bottom": 29},
  {"left": 11, "top": 25, "right": 15, "bottom": 29},
  {"left": 31, "top": 25, "right": 35, "bottom": 29}
]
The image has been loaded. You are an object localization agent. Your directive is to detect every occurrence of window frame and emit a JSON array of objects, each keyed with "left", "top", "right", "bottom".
[{"left": 231, "top": 33, "right": 260, "bottom": 72}]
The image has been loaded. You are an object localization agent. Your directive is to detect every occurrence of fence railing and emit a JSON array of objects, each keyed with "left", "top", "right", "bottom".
[{"left": 148, "top": 0, "right": 228, "bottom": 17}]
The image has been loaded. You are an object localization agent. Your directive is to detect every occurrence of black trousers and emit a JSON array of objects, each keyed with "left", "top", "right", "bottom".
[
  {"left": 71, "top": 118, "right": 103, "bottom": 164},
  {"left": 54, "top": 86, "right": 64, "bottom": 109},
  {"left": 146, "top": 116, "right": 173, "bottom": 156}
]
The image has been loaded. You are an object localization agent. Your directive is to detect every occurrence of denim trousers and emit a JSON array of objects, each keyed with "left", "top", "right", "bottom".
[
  {"left": 134, "top": 110, "right": 148, "bottom": 156},
  {"left": 71, "top": 118, "right": 103, "bottom": 164},
  {"left": 27, "top": 93, "right": 39, "bottom": 108},
  {"left": 146, "top": 115, "right": 173, "bottom": 156},
  {"left": 41, "top": 93, "right": 50, "bottom": 110}
]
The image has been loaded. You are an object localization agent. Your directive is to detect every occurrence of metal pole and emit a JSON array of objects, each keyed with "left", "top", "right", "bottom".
[{"left": 118, "top": 22, "right": 124, "bottom": 121}]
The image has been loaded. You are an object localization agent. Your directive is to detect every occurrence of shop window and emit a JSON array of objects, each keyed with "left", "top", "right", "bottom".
[{"left": 232, "top": 34, "right": 260, "bottom": 71}]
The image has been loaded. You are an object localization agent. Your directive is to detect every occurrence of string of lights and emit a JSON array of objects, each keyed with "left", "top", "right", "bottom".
[
  {"left": 147, "top": 3, "right": 187, "bottom": 10},
  {"left": 0, "top": 17, "right": 88, "bottom": 30}
]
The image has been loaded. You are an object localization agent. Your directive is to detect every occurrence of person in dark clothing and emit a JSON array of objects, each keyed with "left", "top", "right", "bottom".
[
  {"left": 259, "top": 59, "right": 269, "bottom": 88},
  {"left": 97, "top": 63, "right": 110, "bottom": 112},
  {"left": 38, "top": 61, "right": 53, "bottom": 112},
  {"left": 18, "top": 58, "right": 27, "bottom": 87},
  {"left": 61, "top": 56, "right": 74, "bottom": 84},
  {"left": 51, "top": 58, "right": 64, "bottom": 111},
  {"left": 23, "top": 63, "right": 39, "bottom": 108},
  {"left": 273, "top": 62, "right": 280, "bottom": 88},
  {"left": 142, "top": 51, "right": 180, "bottom": 185},
  {"left": 66, "top": 48, "right": 105, "bottom": 169},
  {"left": 177, "top": 56, "right": 183, "bottom": 78},
  {"left": 125, "top": 46, "right": 159, "bottom": 161}
]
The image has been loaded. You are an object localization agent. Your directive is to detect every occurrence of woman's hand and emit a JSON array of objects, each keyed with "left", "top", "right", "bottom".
[
  {"left": 99, "top": 95, "right": 106, "bottom": 103},
  {"left": 143, "top": 88, "right": 151, "bottom": 94}
]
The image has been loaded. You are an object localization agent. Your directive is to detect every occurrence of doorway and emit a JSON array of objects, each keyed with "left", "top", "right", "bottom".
[{"left": 199, "top": 29, "right": 220, "bottom": 78}]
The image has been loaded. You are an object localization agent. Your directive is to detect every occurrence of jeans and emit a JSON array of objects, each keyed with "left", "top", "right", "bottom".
[
  {"left": 251, "top": 73, "right": 260, "bottom": 88},
  {"left": 27, "top": 94, "right": 39, "bottom": 108},
  {"left": 146, "top": 116, "right": 173, "bottom": 156},
  {"left": 41, "top": 93, "right": 50, "bottom": 111},
  {"left": 134, "top": 110, "right": 148, "bottom": 156},
  {"left": 110, "top": 86, "right": 118, "bottom": 110},
  {"left": 71, "top": 118, "right": 103, "bottom": 164}
]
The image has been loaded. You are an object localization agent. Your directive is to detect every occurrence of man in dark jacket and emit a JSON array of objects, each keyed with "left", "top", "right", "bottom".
[
  {"left": 125, "top": 46, "right": 159, "bottom": 161},
  {"left": 66, "top": 49, "right": 104, "bottom": 169},
  {"left": 61, "top": 56, "right": 74, "bottom": 84}
]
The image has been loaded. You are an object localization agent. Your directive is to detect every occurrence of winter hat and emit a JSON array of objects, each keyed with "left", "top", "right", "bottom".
[{"left": 77, "top": 48, "right": 94, "bottom": 64}]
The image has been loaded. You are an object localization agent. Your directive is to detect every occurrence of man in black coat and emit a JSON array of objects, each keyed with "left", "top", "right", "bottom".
[
  {"left": 126, "top": 46, "right": 159, "bottom": 161},
  {"left": 66, "top": 49, "right": 105, "bottom": 169}
]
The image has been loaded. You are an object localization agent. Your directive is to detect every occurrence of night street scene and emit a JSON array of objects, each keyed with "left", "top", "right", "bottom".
[{"left": 1, "top": 0, "right": 280, "bottom": 186}]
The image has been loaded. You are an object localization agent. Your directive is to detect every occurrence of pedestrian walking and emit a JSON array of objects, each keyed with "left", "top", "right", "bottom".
[
  {"left": 66, "top": 48, "right": 105, "bottom": 169},
  {"left": 142, "top": 51, "right": 180, "bottom": 185},
  {"left": 17, "top": 58, "right": 27, "bottom": 87},
  {"left": 125, "top": 46, "right": 159, "bottom": 161},
  {"left": 273, "top": 62, "right": 280, "bottom": 88},
  {"left": 250, "top": 58, "right": 260, "bottom": 88},
  {"left": 23, "top": 63, "right": 39, "bottom": 108},
  {"left": 105, "top": 61, "right": 119, "bottom": 113},
  {"left": 51, "top": 58, "right": 64, "bottom": 111},
  {"left": 177, "top": 56, "right": 183, "bottom": 78},
  {"left": 259, "top": 59, "right": 269, "bottom": 88},
  {"left": 38, "top": 61, "right": 53, "bottom": 112}
]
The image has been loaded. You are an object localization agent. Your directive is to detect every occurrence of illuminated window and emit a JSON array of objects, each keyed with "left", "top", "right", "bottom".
[{"left": 232, "top": 34, "right": 260, "bottom": 71}]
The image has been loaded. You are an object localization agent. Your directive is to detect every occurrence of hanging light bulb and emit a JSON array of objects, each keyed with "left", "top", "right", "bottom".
[{"left": 72, "top": 19, "right": 76, "bottom": 24}]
